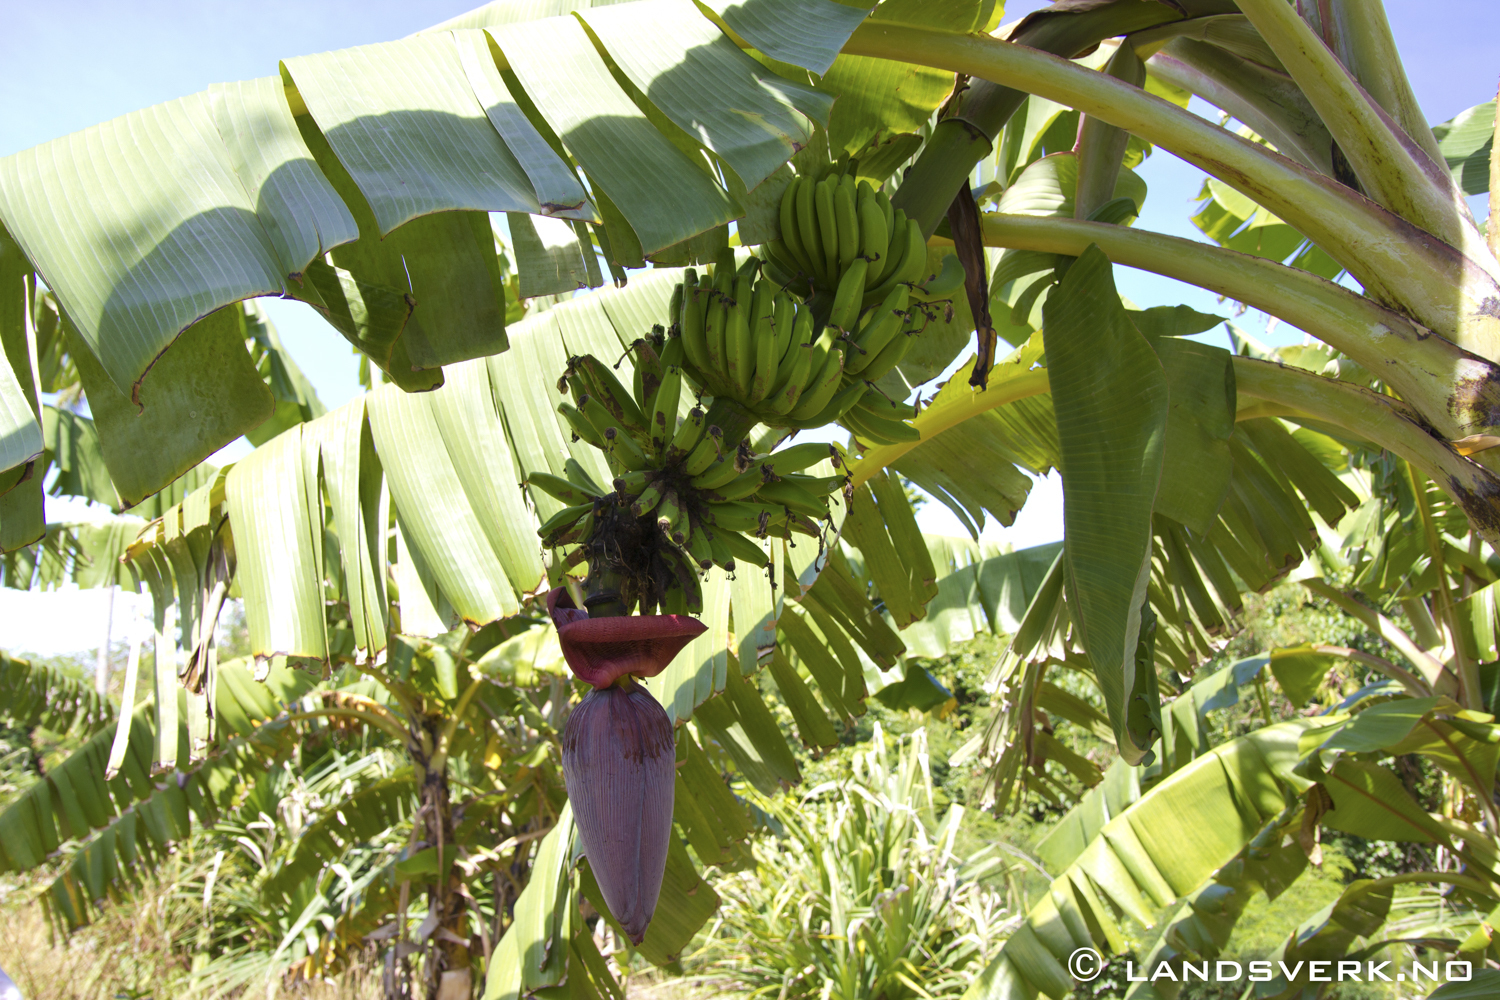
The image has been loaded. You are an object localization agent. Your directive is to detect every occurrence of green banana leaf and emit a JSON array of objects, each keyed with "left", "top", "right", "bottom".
[
  {"left": 1429, "top": 971, "right": 1500, "bottom": 998},
  {"left": 1151, "top": 338, "right": 1235, "bottom": 535},
  {"left": 1034, "top": 653, "right": 1277, "bottom": 873},
  {"left": 0, "top": 649, "right": 116, "bottom": 737},
  {"left": 44, "top": 720, "right": 301, "bottom": 931},
  {"left": 0, "top": 231, "right": 41, "bottom": 486},
  {"left": 964, "top": 719, "right": 1316, "bottom": 1000},
  {"left": 1045, "top": 245, "right": 1169, "bottom": 764},
  {"left": 482, "top": 806, "right": 578, "bottom": 1000},
  {"left": 260, "top": 770, "right": 419, "bottom": 907},
  {"left": 1432, "top": 100, "right": 1495, "bottom": 198},
  {"left": 40, "top": 407, "right": 114, "bottom": 507},
  {"left": 1191, "top": 177, "right": 1343, "bottom": 279},
  {"left": 0, "top": 0, "right": 871, "bottom": 513},
  {"left": 888, "top": 340, "right": 1058, "bottom": 539},
  {"left": 0, "top": 656, "right": 313, "bottom": 879},
  {"left": 1121, "top": 804, "right": 1308, "bottom": 999},
  {"left": 900, "top": 542, "right": 1063, "bottom": 659}
]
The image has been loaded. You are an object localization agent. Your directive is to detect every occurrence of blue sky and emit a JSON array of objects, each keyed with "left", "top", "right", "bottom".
[{"left": 2, "top": 1, "right": 1496, "bottom": 654}]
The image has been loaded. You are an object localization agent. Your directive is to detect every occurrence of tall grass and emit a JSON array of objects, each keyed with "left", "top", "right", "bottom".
[
  {"left": 1, "top": 892, "right": 382, "bottom": 999},
  {"left": 699, "top": 725, "right": 1021, "bottom": 999}
]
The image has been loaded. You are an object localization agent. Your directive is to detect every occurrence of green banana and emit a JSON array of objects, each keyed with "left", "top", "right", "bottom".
[
  {"left": 857, "top": 181, "right": 889, "bottom": 270},
  {"left": 771, "top": 293, "right": 797, "bottom": 364},
  {"left": 558, "top": 401, "right": 605, "bottom": 448},
  {"left": 683, "top": 425, "right": 723, "bottom": 476},
  {"left": 668, "top": 283, "right": 683, "bottom": 333},
  {"left": 918, "top": 252, "right": 966, "bottom": 299},
  {"left": 761, "top": 239, "right": 808, "bottom": 292},
  {"left": 725, "top": 273, "right": 755, "bottom": 396},
  {"left": 630, "top": 483, "right": 664, "bottom": 518},
  {"left": 845, "top": 285, "right": 909, "bottom": 376},
  {"left": 864, "top": 220, "right": 918, "bottom": 307},
  {"left": 711, "top": 467, "right": 769, "bottom": 502},
  {"left": 575, "top": 394, "right": 617, "bottom": 440},
  {"left": 563, "top": 458, "right": 606, "bottom": 497},
  {"left": 656, "top": 490, "right": 687, "bottom": 543},
  {"left": 650, "top": 365, "right": 683, "bottom": 454},
  {"left": 833, "top": 176, "right": 859, "bottom": 272},
  {"left": 814, "top": 176, "right": 839, "bottom": 280},
  {"left": 860, "top": 326, "right": 918, "bottom": 382},
  {"left": 684, "top": 518, "right": 714, "bottom": 569},
  {"left": 718, "top": 528, "right": 770, "bottom": 568},
  {"left": 795, "top": 172, "right": 826, "bottom": 283},
  {"left": 690, "top": 454, "right": 743, "bottom": 491},
  {"left": 855, "top": 386, "right": 916, "bottom": 420},
  {"left": 805, "top": 326, "right": 833, "bottom": 376},
  {"left": 631, "top": 338, "right": 663, "bottom": 412},
  {"left": 878, "top": 191, "right": 895, "bottom": 263},
  {"left": 537, "top": 502, "right": 592, "bottom": 540},
  {"left": 575, "top": 355, "right": 647, "bottom": 434},
  {"left": 749, "top": 300, "right": 780, "bottom": 405},
  {"left": 781, "top": 473, "right": 847, "bottom": 495},
  {"left": 528, "top": 472, "right": 597, "bottom": 506},
  {"left": 755, "top": 478, "right": 829, "bottom": 518},
  {"left": 713, "top": 247, "right": 737, "bottom": 295},
  {"left": 763, "top": 341, "right": 813, "bottom": 416},
  {"left": 774, "top": 305, "right": 815, "bottom": 380},
  {"left": 706, "top": 500, "right": 784, "bottom": 534},
  {"left": 828, "top": 256, "right": 868, "bottom": 333},
  {"left": 680, "top": 282, "right": 713, "bottom": 377},
  {"left": 786, "top": 344, "right": 845, "bottom": 421},
  {"left": 707, "top": 529, "right": 736, "bottom": 572},
  {"left": 779, "top": 175, "right": 816, "bottom": 275},
  {"left": 872, "top": 207, "right": 907, "bottom": 285},
  {"left": 888, "top": 218, "right": 924, "bottom": 289},
  {"left": 791, "top": 379, "right": 866, "bottom": 427},
  {"left": 658, "top": 334, "right": 685, "bottom": 371},
  {"left": 666, "top": 405, "right": 706, "bottom": 460},
  {"left": 680, "top": 550, "right": 705, "bottom": 610},
  {"left": 766, "top": 442, "right": 837, "bottom": 474},
  {"left": 613, "top": 470, "right": 649, "bottom": 495},
  {"left": 544, "top": 506, "right": 593, "bottom": 548},
  {"left": 748, "top": 280, "right": 776, "bottom": 382},
  {"left": 604, "top": 426, "right": 649, "bottom": 473},
  {"left": 704, "top": 286, "right": 729, "bottom": 389},
  {"left": 843, "top": 405, "right": 921, "bottom": 446},
  {"left": 759, "top": 251, "right": 796, "bottom": 291}
]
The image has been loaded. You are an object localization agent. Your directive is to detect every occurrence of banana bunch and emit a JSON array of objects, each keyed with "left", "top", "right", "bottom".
[
  {"left": 762, "top": 164, "right": 927, "bottom": 302},
  {"left": 532, "top": 331, "right": 849, "bottom": 609},
  {"left": 620, "top": 436, "right": 846, "bottom": 579},
  {"left": 675, "top": 248, "right": 866, "bottom": 427}
]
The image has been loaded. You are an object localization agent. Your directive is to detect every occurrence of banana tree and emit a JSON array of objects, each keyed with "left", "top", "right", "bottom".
[{"left": 4, "top": 0, "right": 1500, "bottom": 996}]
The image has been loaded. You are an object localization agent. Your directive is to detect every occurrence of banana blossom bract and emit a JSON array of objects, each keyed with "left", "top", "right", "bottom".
[
  {"left": 546, "top": 586, "right": 705, "bottom": 688},
  {"left": 548, "top": 587, "right": 704, "bottom": 943}
]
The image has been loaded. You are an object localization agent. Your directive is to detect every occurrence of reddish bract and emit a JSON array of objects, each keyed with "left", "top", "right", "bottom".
[
  {"left": 563, "top": 684, "right": 675, "bottom": 944},
  {"left": 545, "top": 587, "right": 706, "bottom": 689}
]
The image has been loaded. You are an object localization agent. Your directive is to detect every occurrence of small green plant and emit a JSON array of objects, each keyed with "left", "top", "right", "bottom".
[{"left": 700, "top": 725, "right": 1017, "bottom": 999}]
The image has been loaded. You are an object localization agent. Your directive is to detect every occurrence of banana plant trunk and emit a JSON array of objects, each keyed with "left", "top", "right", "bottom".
[{"left": 407, "top": 734, "right": 472, "bottom": 1000}]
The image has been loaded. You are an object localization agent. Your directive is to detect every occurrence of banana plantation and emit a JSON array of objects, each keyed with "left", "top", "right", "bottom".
[{"left": 5, "top": 0, "right": 1500, "bottom": 997}]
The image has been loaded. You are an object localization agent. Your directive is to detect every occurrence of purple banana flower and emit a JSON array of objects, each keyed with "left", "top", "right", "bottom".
[{"left": 549, "top": 587, "right": 705, "bottom": 944}]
